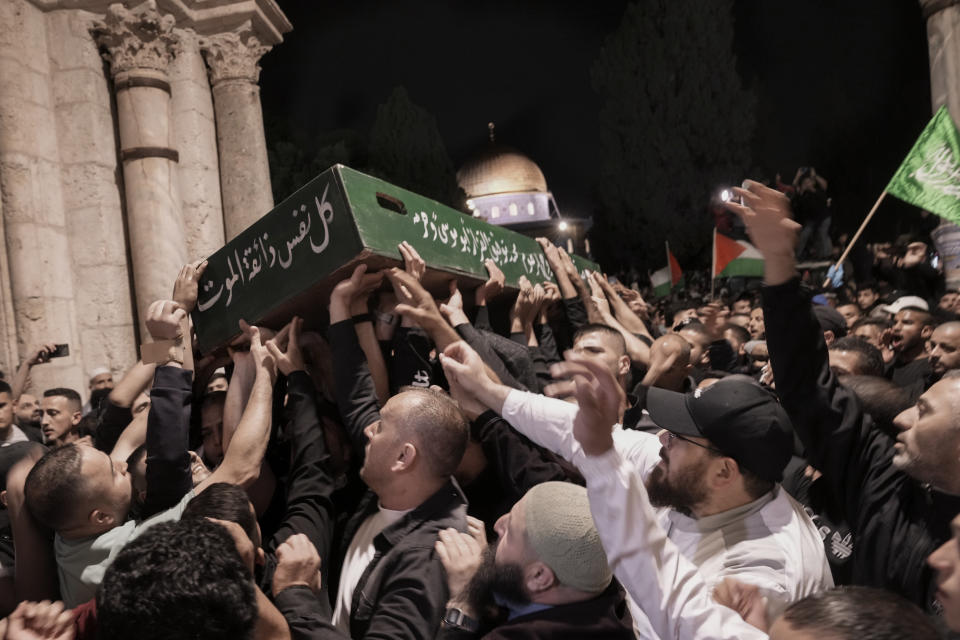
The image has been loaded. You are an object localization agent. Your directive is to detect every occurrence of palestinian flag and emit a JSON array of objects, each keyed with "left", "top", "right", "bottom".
[
  {"left": 713, "top": 229, "right": 764, "bottom": 278},
  {"left": 651, "top": 243, "right": 684, "bottom": 297}
]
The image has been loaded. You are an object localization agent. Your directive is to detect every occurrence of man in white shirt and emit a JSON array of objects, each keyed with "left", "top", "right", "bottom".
[{"left": 439, "top": 341, "right": 832, "bottom": 627}]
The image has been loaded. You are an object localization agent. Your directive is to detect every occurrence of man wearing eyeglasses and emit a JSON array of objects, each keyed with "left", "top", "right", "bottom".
[{"left": 440, "top": 343, "right": 833, "bottom": 629}]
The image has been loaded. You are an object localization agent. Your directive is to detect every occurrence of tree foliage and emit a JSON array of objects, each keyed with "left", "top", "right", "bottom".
[
  {"left": 265, "top": 86, "right": 463, "bottom": 210},
  {"left": 367, "top": 86, "right": 465, "bottom": 209},
  {"left": 591, "top": 0, "right": 755, "bottom": 272}
]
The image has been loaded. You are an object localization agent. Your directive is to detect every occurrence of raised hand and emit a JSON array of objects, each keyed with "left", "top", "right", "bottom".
[
  {"left": 724, "top": 180, "right": 800, "bottom": 285},
  {"left": 548, "top": 353, "right": 624, "bottom": 456},
  {"left": 699, "top": 302, "right": 729, "bottom": 341},
  {"left": 475, "top": 259, "right": 505, "bottom": 306},
  {"left": 587, "top": 272, "right": 612, "bottom": 317},
  {"left": 145, "top": 300, "right": 187, "bottom": 341},
  {"left": 172, "top": 259, "right": 209, "bottom": 313},
  {"left": 536, "top": 236, "right": 563, "bottom": 273},
  {"left": 242, "top": 320, "right": 277, "bottom": 383},
  {"left": 385, "top": 267, "right": 443, "bottom": 329},
  {"left": 265, "top": 316, "right": 305, "bottom": 376},
  {"left": 26, "top": 343, "right": 59, "bottom": 365},
  {"left": 439, "top": 280, "right": 470, "bottom": 328},
  {"left": 330, "top": 264, "right": 383, "bottom": 307},
  {"left": 329, "top": 264, "right": 384, "bottom": 324},
  {"left": 398, "top": 241, "right": 426, "bottom": 282},
  {"left": 439, "top": 341, "right": 494, "bottom": 401}
]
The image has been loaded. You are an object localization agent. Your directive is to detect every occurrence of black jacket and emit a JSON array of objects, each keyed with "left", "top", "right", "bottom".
[
  {"left": 327, "top": 319, "right": 468, "bottom": 638},
  {"left": 763, "top": 277, "right": 960, "bottom": 610},
  {"left": 257, "top": 370, "right": 338, "bottom": 599},
  {"left": 434, "top": 582, "right": 635, "bottom": 640},
  {"left": 142, "top": 366, "right": 194, "bottom": 518}
]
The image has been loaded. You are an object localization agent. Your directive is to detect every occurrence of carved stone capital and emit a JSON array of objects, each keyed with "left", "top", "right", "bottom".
[
  {"left": 920, "top": 0, "right": 960, "bottom": 19},
  {"left": 92, "top": 1, "right": 178, "bottom": 76},
  {"left": 200, "top": 23, "right": 271, "bottom": 86}
]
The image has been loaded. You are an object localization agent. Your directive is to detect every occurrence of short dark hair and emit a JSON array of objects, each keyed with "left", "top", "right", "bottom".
[
  {"left": 573, "top": 323, "right": 627, "bottom": 356},
  {"left": 722, "top": 323, "right": 750, "bottom": 345},
  {"left": 182, "top": 483, "right": 260, "bottom": 548},
  {"left": 780, "top": 586, "right": 939, "bottom": 639},
  {"left": 665, "top": 301, "right": 698, "bottom": 326},
  {"left": 396, "top": 387, "right": 469, "bottom": 478},
  {"left": 97, "top": 519, "right": 256, "bottom": 640},
  {"left": 851, "top": 317, "right": 891, "bottom": 332},
  {"left": 24, "top": 444, "right": 87, "bottom": 531},
  {"left": 829, "top": 337, "right": 884, "bottom": 377},
  {"left": 0, "top": 380, "right": 11, "bottom": 396},
  {"left": 43, "top": 388, "right": 81, "bottom": 412}
]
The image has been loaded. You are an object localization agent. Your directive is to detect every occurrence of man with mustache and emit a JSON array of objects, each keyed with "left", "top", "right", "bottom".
[
  {"left": 433, "top": 482, "right": 634, "bottom": 638},
  {"left": 440, "top": 342, "right": 832, "bottom": 628}
]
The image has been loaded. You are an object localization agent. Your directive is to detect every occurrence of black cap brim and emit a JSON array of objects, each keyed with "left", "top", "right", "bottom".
[{"left": 646, "top": 387, "right": 703, "bottom": 438}]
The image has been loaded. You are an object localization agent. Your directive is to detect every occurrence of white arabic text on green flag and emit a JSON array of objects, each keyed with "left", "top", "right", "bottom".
[{"left": 886, "top": 106, "right": 960, "bottom": 226}]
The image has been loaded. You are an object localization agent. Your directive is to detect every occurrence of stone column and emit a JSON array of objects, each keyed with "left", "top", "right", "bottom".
[
  {"left": 920, "top": 0, "right": 960, "bottom": 289},
  {"left": 0, "top": 0, "right": 85, "bottom": 394},
  {"left": 0, "top": 194, "right": 20, "bottom": 375},
  {"left": 170, "top": 28, "right": 226, "bottom": 261},
  {"left": 921, "top": 0, "right": 960, "bottom": 119},
  {"left": 201, "top": 25, "right": 275, "bottom": 240},
  {"left": 94, "top": 2, "right": 188, "bottom": 337},
  {"left": 47, "top": 7, "right": 137, "bottom": 376}
]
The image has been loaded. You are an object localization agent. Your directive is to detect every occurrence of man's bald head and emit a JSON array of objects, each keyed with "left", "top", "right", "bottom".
[{"left": 929, "top": 321, "right": 960, "bottom": 377}]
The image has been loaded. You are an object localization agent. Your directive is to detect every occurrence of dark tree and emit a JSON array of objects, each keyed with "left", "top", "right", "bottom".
[
  {"left": 367, "top": 86, "right": 465, "bottom": 210},
  {"left": 591, "top": 0, "right": 755, "bottom": 272},
  {"left": 266, "top": 118, "right": 365, "bottom": 203}
]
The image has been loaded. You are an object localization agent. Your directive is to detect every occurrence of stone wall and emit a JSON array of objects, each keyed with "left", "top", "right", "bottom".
[
  {"left": 0, "top": 0, "right": 86, "bottom": 394},
  {"left": 47, "top": 7, "right": 138, "bottom": 380},
  {"left": 0, "top": 0, "right": 289, "bottom": 399}
]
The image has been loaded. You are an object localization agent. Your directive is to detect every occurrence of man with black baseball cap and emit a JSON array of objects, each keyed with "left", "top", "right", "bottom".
[
  {"left": 646, "top": 375, "right": 794, "bottom": 504},
  {"left": 440, "top": 343, "right": 832, "bottom": 629}
]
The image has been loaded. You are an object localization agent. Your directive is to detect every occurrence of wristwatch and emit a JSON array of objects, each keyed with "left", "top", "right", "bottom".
[{"left": 442, "top": 607, "right": 479, "bottom": 632}]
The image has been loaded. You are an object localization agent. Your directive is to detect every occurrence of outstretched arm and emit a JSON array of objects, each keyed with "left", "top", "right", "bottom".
[
  {"left": 567, "top": 355, "right": 768, "bottom": 640},
  {"left": 199, "top": 324, "right": 277, "bottom": 492}
]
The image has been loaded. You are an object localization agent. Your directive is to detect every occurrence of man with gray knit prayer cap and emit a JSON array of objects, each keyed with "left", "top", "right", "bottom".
[{"left": 434, "top": 481, "right": 635, "bottom": 639}]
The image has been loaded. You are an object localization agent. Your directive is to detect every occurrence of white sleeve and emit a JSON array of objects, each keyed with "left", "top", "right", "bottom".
[
  {"left": 579, "top": 449, "right": 769, "bottom": 640},
  {"left": 501, "top": 389, "right": 662, "bottom": 475}
]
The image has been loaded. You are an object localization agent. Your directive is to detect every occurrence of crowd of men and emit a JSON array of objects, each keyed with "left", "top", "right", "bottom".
[{"left": 0, "top": 182, "right": 956, "bottom": 639}]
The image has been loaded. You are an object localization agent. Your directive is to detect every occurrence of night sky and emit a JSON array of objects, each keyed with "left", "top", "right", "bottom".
[{"left": 261, "top": 0, "right": 932, "bottom": 241}]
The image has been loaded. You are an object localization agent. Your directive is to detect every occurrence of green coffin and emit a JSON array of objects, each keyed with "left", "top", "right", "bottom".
[{"left": 191, "top": 165, "right": 597, "bottom": 353}]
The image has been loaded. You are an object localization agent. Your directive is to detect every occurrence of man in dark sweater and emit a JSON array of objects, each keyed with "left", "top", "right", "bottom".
[
  {"left": 434, "top": 482, "right": 634, "bottom": 639},
  {"left": 725, "top": 180, "right": 960, "bottom": 613}
]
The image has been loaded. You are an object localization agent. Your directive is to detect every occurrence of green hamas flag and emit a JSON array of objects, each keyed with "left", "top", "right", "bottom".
[{"left": 887, "top": 106, "right": 960, "bottom": 225}]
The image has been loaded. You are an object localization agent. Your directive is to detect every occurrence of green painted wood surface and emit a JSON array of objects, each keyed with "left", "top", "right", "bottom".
[{"left": 192, "top": 165, "right": 598, "bottom": 352}]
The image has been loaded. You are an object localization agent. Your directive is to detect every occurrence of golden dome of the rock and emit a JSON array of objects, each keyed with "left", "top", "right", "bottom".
[{"left": 457, "top": 146, "right": 548, "bottom": 198}]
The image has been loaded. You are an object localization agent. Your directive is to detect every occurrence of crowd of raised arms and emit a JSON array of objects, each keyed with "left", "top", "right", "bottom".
[{"left": 0, "top": 181, "right": 957, "bottom": 639}]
